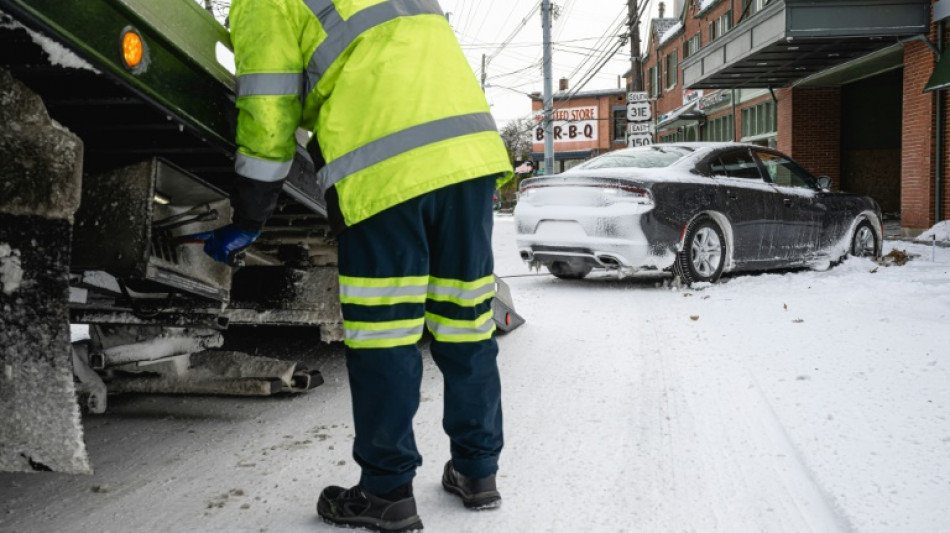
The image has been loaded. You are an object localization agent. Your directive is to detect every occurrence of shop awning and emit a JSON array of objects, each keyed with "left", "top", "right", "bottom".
[
  {"left": 925, "top": 46, "right": 950, "bottom": 92},
  {"left": 681, "top": 0, "right": 930, "bottom": 90},
  {"left": 656, "top": 100, "right": 704, "bottom": 130}
]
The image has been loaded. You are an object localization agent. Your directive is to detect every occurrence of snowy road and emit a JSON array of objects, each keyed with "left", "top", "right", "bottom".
[{"left": 1, "top": 215, "right": 949, "bottom": 532}]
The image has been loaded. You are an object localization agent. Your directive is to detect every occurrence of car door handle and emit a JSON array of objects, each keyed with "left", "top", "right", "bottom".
[
  {"left": 726, "top": 192, "right": 739, "bottom": 200},
  {"left": 783, "top": 198, "right": 793, "bottom": 207}
]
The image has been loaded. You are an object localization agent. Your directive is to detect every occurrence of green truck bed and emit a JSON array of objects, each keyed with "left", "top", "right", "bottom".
[{"left": 0, "top": 0, "right": 322, "bottom": 211}]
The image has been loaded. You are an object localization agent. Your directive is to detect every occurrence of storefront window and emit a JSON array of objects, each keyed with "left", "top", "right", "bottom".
[
  {"left": 612, "top": 107, "right": 627, "bottom": 141},
  {"left": 703, "top": 114, "right": 734, "bottom": 142},
  {"left": 740, "top": 101, "right": 776, "bottom": 145}
]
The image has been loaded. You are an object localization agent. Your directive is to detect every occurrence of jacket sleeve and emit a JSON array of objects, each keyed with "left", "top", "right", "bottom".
[{"left": 228, "top": 0, "right": 304, "bottom": 227}]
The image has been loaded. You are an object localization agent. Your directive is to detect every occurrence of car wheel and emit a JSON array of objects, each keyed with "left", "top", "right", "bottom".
[
  {"left": 547, "top": 261, "right": 592, "bottom": 280},
  {"left": 849, "top": 220, "right": 880, "bottom": 258},
  {"left": 675, "top": 217, "right": 726, "bottom": 285}
]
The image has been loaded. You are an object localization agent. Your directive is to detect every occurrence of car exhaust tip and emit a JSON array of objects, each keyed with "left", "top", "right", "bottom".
[
  {"left": 597, "top": 255, "right": 621, "bottom": 267},
  {"left": 520, "top": 251, "right": 533, "bottom": 261}
]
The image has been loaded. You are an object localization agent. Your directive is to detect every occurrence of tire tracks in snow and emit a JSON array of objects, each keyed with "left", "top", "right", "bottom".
[{"left": 631, "top": 301, "right": 857, "bottom": 532}]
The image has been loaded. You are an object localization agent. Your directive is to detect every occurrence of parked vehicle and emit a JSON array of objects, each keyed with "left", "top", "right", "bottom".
[{"left": 514, "top": 142, "right": 882, "bottom": 284}]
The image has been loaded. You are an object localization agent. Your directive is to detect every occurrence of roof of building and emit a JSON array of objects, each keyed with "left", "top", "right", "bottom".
[
  {"left": 642, "top": 17, "right": 682, "bottom": 56},
  {"left": 654, "top": 18, "right": 682, "bottom": 41},
  {"left": 529, "top": 87, "right": 626, "bottom": 102}
]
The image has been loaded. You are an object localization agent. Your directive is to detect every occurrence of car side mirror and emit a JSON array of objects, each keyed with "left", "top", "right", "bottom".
[{"left": 816, "top": 176, "right": 832, "bottom": 190}]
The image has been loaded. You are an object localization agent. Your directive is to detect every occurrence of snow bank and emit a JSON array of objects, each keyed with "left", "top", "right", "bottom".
[
  {"left": 0, "top": 11, "right": 99, "bottom": 72},
  {"left": 915, "top": 220, "right": 950, "bottom": 243}
]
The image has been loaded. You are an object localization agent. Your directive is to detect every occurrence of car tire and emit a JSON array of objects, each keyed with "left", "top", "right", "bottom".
[
  {"left": 674, "top": 217, "right": 726, "bottom": 285},
  {"left": 547, "top": 261, "right": 591, "bottom": 280},
  {"left": 849, "top": 219, "right": 880, "bottom": 258}
]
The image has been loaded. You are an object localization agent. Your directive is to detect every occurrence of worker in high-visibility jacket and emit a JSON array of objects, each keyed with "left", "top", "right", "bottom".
[{"left": 198, "top": 1, "right": 513, "bottom": 530}]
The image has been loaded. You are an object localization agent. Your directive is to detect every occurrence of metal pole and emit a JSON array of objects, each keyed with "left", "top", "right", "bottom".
[
  {"left": 628, "top": 0, "right": 643, "bottom": 91},
  {"left": 542, "top": 0, "right": 555, "bottom": 174},
  {"left": 481, "top": 53, "right": 487, "bottom": 92}
]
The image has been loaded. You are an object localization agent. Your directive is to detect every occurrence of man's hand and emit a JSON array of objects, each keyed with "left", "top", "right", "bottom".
[{"left": 188, "top": 224, "right": 261, "bottom": 265}]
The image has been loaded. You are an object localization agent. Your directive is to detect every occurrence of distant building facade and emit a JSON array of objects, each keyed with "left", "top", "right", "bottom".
[
  {"left": 529, "top": 86, "right": 629, "bottom": 173},
  {"left": 640, "top": 0, "right": 949, "bottom": 236}
]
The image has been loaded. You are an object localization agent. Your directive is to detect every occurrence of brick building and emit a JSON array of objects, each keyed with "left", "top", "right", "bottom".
[
  {"left": 529, "top": 85, "right": 629, "bottom": 173},
  {"left": 642, "top": 0, "right": 950, "bottom": 236}
]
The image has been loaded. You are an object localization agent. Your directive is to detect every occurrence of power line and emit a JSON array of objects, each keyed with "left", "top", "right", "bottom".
[
  {"left": 459, "top": 35, "right": 620, "bottom": 49},
  {"left": 484, "top": 1, "right": 542, "bottom": 69}
]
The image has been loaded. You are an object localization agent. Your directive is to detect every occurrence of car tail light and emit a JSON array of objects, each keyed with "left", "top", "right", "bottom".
[
  {"left": 519, "top": 183, "right": 652, "bottom": 206},
  {"left": 599, "top": 184, "right": 652, "bottom": 205}
]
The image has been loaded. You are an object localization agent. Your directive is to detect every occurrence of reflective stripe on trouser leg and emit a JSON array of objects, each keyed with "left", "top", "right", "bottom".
[
  {"left": 424, "top": 176, "right": 503, "bottom": 480},
  {"left": 337, "top": 193, "right": 430, "bottom": 496}
]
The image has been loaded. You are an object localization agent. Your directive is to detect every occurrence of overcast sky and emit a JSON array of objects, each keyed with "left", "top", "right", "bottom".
[
  {"left": 439, "top": 0, "right": 663, "bottom": 125},
  {"left": 202, "top": 0, "right": 664, "bottom": 126}
]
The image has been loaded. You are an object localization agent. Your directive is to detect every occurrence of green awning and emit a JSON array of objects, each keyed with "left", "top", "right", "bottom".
[{"left": 925, "top": 47, "right": 950, "bottom": 92}]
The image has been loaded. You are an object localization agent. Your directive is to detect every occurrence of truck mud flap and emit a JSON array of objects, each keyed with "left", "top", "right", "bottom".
[
  {"left": 0, "top": 68, "right": 89, "bottom": 473},
  {"left": 492, "top": 276, "right": 525, "bottom": 334}
]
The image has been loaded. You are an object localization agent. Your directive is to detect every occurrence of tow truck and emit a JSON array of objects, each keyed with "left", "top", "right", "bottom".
[{"left": 0, "top": 0, "right": 523, "bottom": 473}]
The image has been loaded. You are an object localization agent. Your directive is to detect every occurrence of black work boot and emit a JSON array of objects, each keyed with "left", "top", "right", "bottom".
[
  {"left": 316, "top": 485, "right": 423, "bottom": 532},
  {"left": 441, "top": 460, "right": 502, "bottom": 510}
]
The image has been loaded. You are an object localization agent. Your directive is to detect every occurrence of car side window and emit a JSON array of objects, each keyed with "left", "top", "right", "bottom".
[
  {"left": 755, "top": 151, "right": 816, "bottom": 189},
  {"left": 709, "top": 150, "right": 762, "bottom": 180}
]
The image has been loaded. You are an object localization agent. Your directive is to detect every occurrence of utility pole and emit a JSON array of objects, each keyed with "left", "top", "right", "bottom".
[
  {"left": 481, "top": 53, "right": 487, "bottom": 92},
  {"left": 628, "top": 0, "right": 643, "bottom": 91},
  {"left": 541, "top": 0, "right": 554, "bottom": 175}
]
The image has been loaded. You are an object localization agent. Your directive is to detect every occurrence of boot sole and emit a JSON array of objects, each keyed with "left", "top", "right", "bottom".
[
  {"left": 441, "top": 482, "right": 502, "bottom": 510},
  {"left": 319, "top": 515, "right": 423, "bottom": 532}
]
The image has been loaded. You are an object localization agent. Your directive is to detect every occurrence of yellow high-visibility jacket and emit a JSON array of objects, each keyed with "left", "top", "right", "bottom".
[{"left": 229, "top": 0, "right": 513, "bottom": 229}]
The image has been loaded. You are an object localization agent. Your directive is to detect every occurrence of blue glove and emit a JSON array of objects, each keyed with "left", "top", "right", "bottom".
[{"left": 190, "top": 224, "right": 260, "bottom": 265}]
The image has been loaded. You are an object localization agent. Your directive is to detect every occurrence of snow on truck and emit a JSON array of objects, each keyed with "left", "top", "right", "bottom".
[{"left": 0, "top": 0, "right": 523, "bottom": 473}]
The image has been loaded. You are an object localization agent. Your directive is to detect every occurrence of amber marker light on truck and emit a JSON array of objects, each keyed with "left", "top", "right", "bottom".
[{"left": 120, "top": 27, "right": 148, "bottom": 73}]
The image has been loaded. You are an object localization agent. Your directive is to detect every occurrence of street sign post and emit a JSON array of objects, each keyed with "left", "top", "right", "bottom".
[
  {"left": 626, "top": 91, "right": 652, "bottom": 148},
  {"left": 626, "top": 121, "right": 653, "bottom": 147}
]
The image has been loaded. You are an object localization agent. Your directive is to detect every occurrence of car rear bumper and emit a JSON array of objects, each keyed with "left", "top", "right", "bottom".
[{"left": 513, "top": 204, "right": 676, "bottom": 271}]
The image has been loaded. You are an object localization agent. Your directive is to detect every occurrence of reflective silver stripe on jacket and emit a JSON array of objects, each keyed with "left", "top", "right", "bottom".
[
  {"left": 236, "top": 152, "right": 293, "bottom": 182},
  {"left": 237, "top": 73, "right": 304, "bottom": 97},
  {"left": 427, "top": 283, "right": 494, "bottom": 302},
  {"left": 345, "top": 324, "right": 425, "bottom": 342},
  {"left": 425, "top": 317, "right": 495, "bottom": 338},
  {"left": 340, "top": 284, "right": 428, "bottom": 300},
  {"left": 316, "top": 112, "right": 498, "bottom": 192},
  {"left": 302, "top": 0, "right": 444, "bottom": 93}
]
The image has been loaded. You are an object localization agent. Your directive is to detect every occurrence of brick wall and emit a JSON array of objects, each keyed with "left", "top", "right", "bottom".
[
  {"left": 530, "top": 92, "right": 627, "bottom": 156},
  {"left": 943, "top": 89, "right": 950, "bottom": 221},
  {"left": 902, "top": 40, "right": 936, "bottom": 232},
  {"left": 777, "top": 88, "right": 842, "bottom": 186}
]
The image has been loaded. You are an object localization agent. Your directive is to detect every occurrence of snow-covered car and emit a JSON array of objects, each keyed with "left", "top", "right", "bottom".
[{"left": 514, "top": 142, "right": 883, "bottom": 283}]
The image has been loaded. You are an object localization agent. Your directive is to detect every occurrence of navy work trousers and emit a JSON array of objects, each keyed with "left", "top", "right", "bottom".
[{"left": 337, "top": 175, "right": 504, "bottom": 495}]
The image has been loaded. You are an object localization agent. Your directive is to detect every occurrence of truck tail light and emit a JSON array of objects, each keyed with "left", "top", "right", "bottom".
[{"left": 121, "top": 27, "right": 147, "bottom": 73}]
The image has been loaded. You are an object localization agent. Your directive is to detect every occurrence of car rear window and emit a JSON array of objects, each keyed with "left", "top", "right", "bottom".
[{"left": 574, "top": 146, "right": 693, "bottom": 170}]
